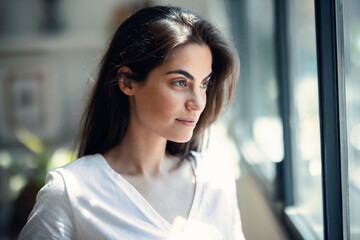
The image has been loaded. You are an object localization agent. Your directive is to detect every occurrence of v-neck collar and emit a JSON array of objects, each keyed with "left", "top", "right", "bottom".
[{"left": 96, "top": 153, "right": 199, "bottom": 233}]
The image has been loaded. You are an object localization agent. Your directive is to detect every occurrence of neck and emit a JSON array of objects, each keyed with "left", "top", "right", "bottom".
[{"left": 103, "top": 121, "right": 175, "bottom": 177}]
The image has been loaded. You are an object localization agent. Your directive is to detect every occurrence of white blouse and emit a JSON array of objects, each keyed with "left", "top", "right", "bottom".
[{"left": 19, "top": 152, "right": 245, "bottom": 240}]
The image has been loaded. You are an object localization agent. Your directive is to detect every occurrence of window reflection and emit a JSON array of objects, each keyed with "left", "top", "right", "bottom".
[
  {"left": 233, "top": 0, "right": 281, "bottom": 183},
  {"left": 343, "top": 0, "right": 360, "bottom": 238},
  {"left": 287, "top": 0, "right": 323, "bottom": 239}
]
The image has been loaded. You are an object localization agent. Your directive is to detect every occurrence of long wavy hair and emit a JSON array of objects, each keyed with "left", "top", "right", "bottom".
[{"left": 77, "top": 5, "right": 239, "bottom": 159}]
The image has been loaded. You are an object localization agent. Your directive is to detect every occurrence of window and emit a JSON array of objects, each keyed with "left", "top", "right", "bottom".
[
  {"left": 285, "top": 1, "right": 323, "bottom": 239},
  {"left": 218, "top": 0, "right": 360, "bottom": 239},
  {"left": 341, "top": 0, "right": 360, "bottom": 238},
  {"left": 233, "top": 0, "right": 283, "bottom": 186}
]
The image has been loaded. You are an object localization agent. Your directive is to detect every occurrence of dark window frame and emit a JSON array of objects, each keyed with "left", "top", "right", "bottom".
[{"left": 314, "top": 0, "right": 344, "bottom": 239}]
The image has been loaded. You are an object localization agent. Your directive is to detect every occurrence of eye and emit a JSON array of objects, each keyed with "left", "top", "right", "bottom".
[
  {"left": 173, "top": 79, "right": 187, "bottom": 88},
  {"left": 200, "top": 79, "right": 212, "bottom": 90}
]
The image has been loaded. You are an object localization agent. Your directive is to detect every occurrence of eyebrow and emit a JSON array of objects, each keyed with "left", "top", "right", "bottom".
[{"left": 166, "top": 70, "right": 212, "bottom": 81}]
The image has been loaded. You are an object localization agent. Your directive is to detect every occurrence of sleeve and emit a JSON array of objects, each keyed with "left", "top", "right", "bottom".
[{"left": 18, "top": 170, "right": 76, "bottom": 240}]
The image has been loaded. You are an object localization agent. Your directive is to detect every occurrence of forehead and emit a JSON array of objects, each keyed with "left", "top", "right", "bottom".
[
  {"left": 167, "top": 43, "right": 211, "bottom": 61},
  {"left": 159, "top": 43, "right": 213, "bottom": 73}
]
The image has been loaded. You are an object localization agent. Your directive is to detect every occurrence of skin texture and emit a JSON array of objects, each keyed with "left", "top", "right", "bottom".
[
  {"left": 127, "top": 43, "right": 212, "bottom": 144},
  {"left": 103, "top": 43, "right": 212, "bottom": 228}
]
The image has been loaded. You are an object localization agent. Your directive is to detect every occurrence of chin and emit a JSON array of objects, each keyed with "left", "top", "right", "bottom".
[{"left": 168, "top": 133, "right": 193, "bottom": 143}]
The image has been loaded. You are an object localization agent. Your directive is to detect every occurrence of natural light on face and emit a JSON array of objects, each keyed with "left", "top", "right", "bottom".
[{"left": 130, "top": 43, "right": 212, "bottom": 143}]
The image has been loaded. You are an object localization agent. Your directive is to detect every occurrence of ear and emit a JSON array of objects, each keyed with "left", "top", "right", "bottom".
[{"left": 118, "top": 66, "right": 136, "bottom": 96}]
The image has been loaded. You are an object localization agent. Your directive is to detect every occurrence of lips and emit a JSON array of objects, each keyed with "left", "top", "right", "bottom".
[{"left": 175, "top": 118, "right": 198, "bottom": 127}]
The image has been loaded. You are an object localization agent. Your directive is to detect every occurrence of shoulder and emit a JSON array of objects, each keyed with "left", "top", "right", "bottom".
[
  {"left": 56, "top": 154, "right": 102, "bottom": 173},
  {"left": 34, "top": 154, "right": 104, "bottom": 208},
  {"left": 51, "top": 154, "right": 106, "bottom": 182},
  {"left": 51, "top": 153, "right": 112, "bottom": 197},
  {"left": 19, "top": 168, "right": 77, "bottom": 238},
  {"left": 19, "top": 154, "right": 110, "bottom": 239}
]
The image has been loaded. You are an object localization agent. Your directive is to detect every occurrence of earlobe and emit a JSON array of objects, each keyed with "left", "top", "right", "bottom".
[{"left": 118, "top": 66, "right": 135, "bottom": 96}]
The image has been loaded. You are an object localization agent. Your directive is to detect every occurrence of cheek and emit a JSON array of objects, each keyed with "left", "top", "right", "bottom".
[
  {"left": 202, "top": 92, "right": 207, "bottom": 110},
  {"left": 139, "top": 90, "right": 181, "bottom": 121}
]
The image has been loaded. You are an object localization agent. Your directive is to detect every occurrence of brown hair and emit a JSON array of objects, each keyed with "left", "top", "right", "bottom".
[{"left": 77, "top": 5, "right": 239, "bottom": 159}]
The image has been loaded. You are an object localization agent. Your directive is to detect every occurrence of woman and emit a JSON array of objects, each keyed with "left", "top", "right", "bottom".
[{"left": 19, "top": 5, "right": 245, "bottom": 239}]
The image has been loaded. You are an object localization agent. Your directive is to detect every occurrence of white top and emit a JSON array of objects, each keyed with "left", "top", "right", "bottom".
[{"left": 19, "top": 152, "right": 245, "bottom": 240}]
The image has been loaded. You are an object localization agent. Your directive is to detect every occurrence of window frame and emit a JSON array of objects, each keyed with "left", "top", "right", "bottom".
[{"left": 314, "top": 0, "right": 345, "bottom": 239}]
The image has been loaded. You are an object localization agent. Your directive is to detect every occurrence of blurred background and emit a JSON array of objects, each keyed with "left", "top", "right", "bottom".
[{"left": 0, "top": 0, "right": 359, "bottom": 239}]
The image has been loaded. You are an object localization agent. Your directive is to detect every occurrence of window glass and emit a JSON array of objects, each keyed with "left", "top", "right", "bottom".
[
  {"left": 233, "top": 0, "right": 283, "bottom": 183},
  {"left": 342, "top": 0, "right": 360, "bottom": 238},
  {"left": 287, "top": 1, "right": 323, "bottom": 239}
]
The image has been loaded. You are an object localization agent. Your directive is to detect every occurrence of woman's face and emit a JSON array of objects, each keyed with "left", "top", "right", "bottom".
[{"left": 130, "top": 43, "right": 213, "bottom": 143}]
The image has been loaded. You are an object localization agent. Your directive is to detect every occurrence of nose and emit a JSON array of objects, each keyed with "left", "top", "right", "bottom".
[{"left": 185, "top": 88, "right": 206, "bottom": 111}]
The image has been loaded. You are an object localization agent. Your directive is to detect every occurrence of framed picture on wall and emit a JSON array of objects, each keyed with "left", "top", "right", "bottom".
[{"left": 2, "top": 67, "right": 45, "bottom": 133}]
